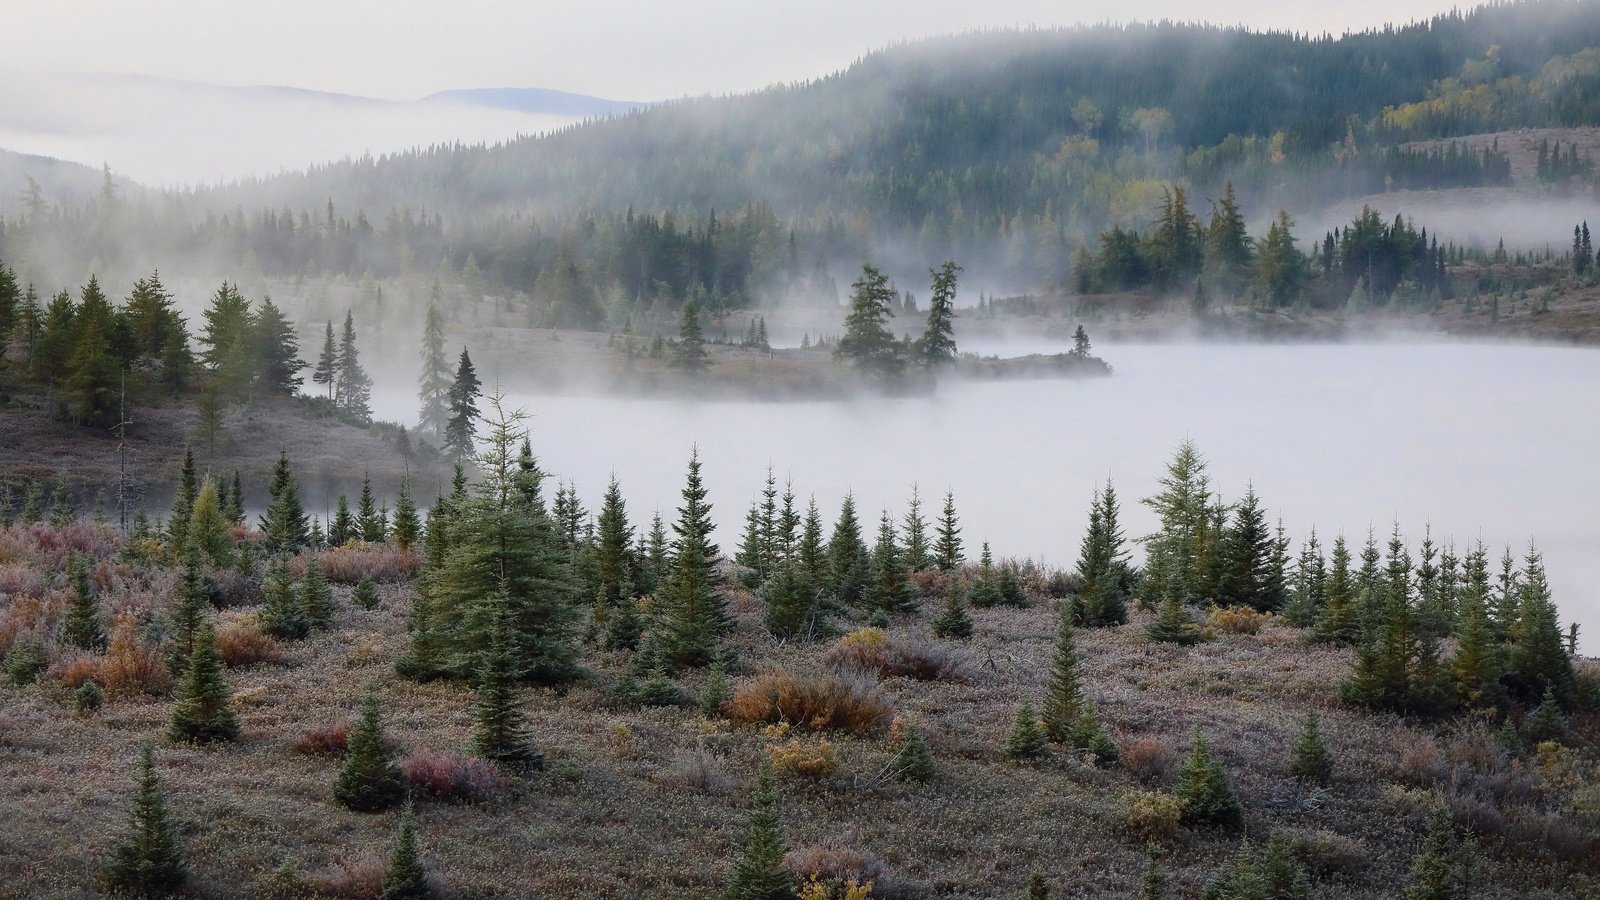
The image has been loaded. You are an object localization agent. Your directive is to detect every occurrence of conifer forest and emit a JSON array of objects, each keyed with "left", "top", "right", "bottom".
[{"left": 0, "top": 2, "right": 1598, "bottom": 898}]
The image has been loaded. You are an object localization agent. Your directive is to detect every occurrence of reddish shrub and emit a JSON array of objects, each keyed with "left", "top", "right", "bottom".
[
  {"left": 216, "top": 616, "right": 282, "bottom": 667},
  {"left": 48, "top": 650, "right": 103, "bottom": 689},
  {"left": 0, "top": 564, "right": 46, "bottom": 599},
  {"left": 1122, "top": 736, "right": 1176, "bottom": 783},
  {"left": 292, "top": 722, "right": 351, "bottom": 755},
  {"left": 311, "top": 544, "right": 418, "bottom": 585},
  {"left": 401, "top": 751, "right": 504, "bottom": 803},
  {"left": 725, "top": 670, "right": 893, "bottom": 736},
  {"left": 824, "top": 629, "right": 967, "bottom": 682},
  {"left": 784, "top": 846, "right": 907, "bottom": 900},
  {"left": 98, "top": 614, "right": 170, "bottom": 696}
]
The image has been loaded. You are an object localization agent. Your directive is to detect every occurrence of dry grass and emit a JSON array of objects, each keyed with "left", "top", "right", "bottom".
[
  {"left": 1208, "top": 605, "right": 1269, "bottom": 635},
  {"left": 725, "top": 670, "right": 894, "bottom": 736},
  {"left": 823, "top": 628, "right": 968, "bottom": 682},
  {"left": 216, "top": 614, "right": 283, "bottom": 668},
  {"left": 766, "top": 736, "right": 840, "bottom": 779}
]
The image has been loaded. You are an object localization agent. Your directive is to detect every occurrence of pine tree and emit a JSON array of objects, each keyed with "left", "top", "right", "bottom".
[
  {"left": 931, "top": 578, "right": 974, "bottom": 640},
  {"left": 763, "top": 562, "right": 820, "bottom": 640},
  {"left": 259, "top": 451, "right": 309, "bottom": 555},
  {"left": 1404, "top": 804, "right": 1476, "bottom": 900},
  {"left": 417, "top": 296, "right": 452, "bottom": 439},
  {"left": 60, "top": 554, "right": 106, "bottom": 651},
  {"left": 865, "top": 510, "right": 917, "bottom": 619},
  {"left": 1005, "top": 702, "right": 1048, "bottom": 760},
  {"left": 392, "top": 481, "right": 420, "bottom": 551},
  {"left": 674, "top": 301, "right": 711, "bottom": 373},
  {"left": 167, "top": 619, "right": 239, "bottom": 744},
  {"left": 934, "top": 490, "right": 963, "bottom": 571},
  {"left": 1289, "top": 711, "right": 1333, "bottom": 784},
  {"left": 312, "top": 321, "right": 338, "bottom": 399},
  {"left": 250, "top": 297, "right": 303, "bottom": 396},
  {"left": 1175, "top": 729, "right": 1242, "bottom": 828},
  {"left": 889, "top": 721, "right": 935, "bottom": 782},
  {"left": 103, "top": 743, "right": 187, "bottom": 896},
  {"left": 1073, "top": 482, "right": 1129, "bottom": 626},
  {"left": 301, "top": 557, "right": 335, "bottom": 629},
  {"left": 723, "top": 768, "right": 792, "bottom": 900},
  {"left": 443, "top": 348, "right": 482, "bottom": 459},
  {"left": 471, "top": 602, "right": 544, "bottom": 767},
  {"left": 335, "top": 310, "right": 373, "bottom": 420},
  {"left": 357, "top": 473, "right": 386, "bottom": 543},
  {"left": 259, "top": 557, "right": 309, "bottom": 640},
  {"left": 335, "top": 685, "right": 406, "bottom": 812},
  {"left": 916, "top": 260, "right": 960, "bottom": 368},
  {"left": 828, "top": 493, "right": 870, "bottom": 607},
  {"left": 834, "top": 264, "right": 904, "bottom": 386},
  {"left": 167, "top": 551, "right": 210, "bottom": 677},
  {"left": 331, "top": 495, "right": 355, "bottom": 547},
  {"left": 167, "top": 447, "right": 198, "bottom": 547},
  {"left": 1041, "top": 615, "right": 1087, "bottom": 742},
  {"left": 379, "top": 803, "right": 432, "bottom": 900},
  {"left": 657, "top": 448, "right": 727, "bottom": 668}
]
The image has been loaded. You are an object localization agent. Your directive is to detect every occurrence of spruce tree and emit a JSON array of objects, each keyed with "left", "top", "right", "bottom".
[
  {"left": 259, "top": 451, "right": 309, "bottom": 554},
  {"left": 103, "top": 743, "right": 187, "bottom": 896},
  {"left": 259, "top": 557, "right": 309, "bottom": 640},
  {"left": 1146, "top": 559, "right": 1202, "bottom": 645},
  {"left": 968, "top": 542, "right": 1003, "bottom": 608},
  {"left": 167, "top": 619, "right": 239, "bottom": 744},
  {"left": 1309, "top": 536, "right": 1360, "bottom": 645},
  {"left": 1140, "top": 441, "right": 1212, "bottom": 606},
  {"left": 1508, "top": 545, "right": 1575, "bottom": 705},
  {"left": 301, "top": 557, "right": 335, "bottom": 629},
  {"left": 1005, "top": 702, "right": 1048, "bottom": 761},
  {"left": 1175, "top": 729, "right": 1242, "bottom": 828},
  {"left": 335, "top": 685, "right": 406, "bottom": 812},
  {"left": 417, "top": 295, "right": 452, "bottom": 440},
  {"left": 1218, "top": 484, "right": 1274, "bottom": 611},
  {"left": 167, "top": 447, "right": 198, "bottom": 546},
  {"left": 61, "top": 554, "right": 106, "bottom": 651},
  {"left": 1041, "top": 615, "right": 1087, "bottom": 742},
  {"left": 379, "top": 803, "right": 432, "bottom": 900},
  {"left": 674, "top": 301, "right": 711, "bottom": 373},
  {"left": 834, "top": 264, "right": 904, "bottom": 386},
  {"left": 1523, "top": 685, "right": 1574, "bottom": 745},
  {"left": 890, "top": 721, "right": 935, "bottom": 782},
  {"left": 763, "top": 562, "right": 820, "bottom": 641},
  {"left": 335, "top": 310, "right": 373, "bottom": 420},
  {"left": 1452, "top": 545, "right": 1503, "bottom": 708},
  {"left": 1143, "top": 848, "right": 1168, "bottom": 900},
  {"left": 186, "top": 480, "right": 233, "bottom": 567},
  {"left": 902, "top": 485, "right": 930, "bottom": 571},
  {"left": 934, "top": 491, "right": 963, "bottom": 571},
  {"left": 1073, "top": 482, "right": 1129, "bottom": 626},
  {"left": 865, "top": 510, "right": 917, "bottom": 619},
  {"left": 443, "top": 348, "right": 482, "bottom": 459},
  {"left": 250, "top": 297, "right": 304, "bottom": 396},
  {"left": 197, "top": 282, "right": 251, "bottom": 375},
  {"left": 1284, "top": 529, "right": 1326, "bottom": 627},
  {"left": 828, "top": 493, "right": 870, "bottom": 606},
  {"left": 330, "top": 494, "right": 354, "bottom": 547},
  {"left": 1404, "top": 804, "right": 1475, "bottom": 900},
  {"left": 795, "top": 498, "right": 828, "bottom": 589},
  {"left": 723, "top": 768, "right": 791, "bottom": 900},
  {"left": 592, "top": 476, "right": 636, "bottom": 609},
  {"left": 916, "top": 260, "right": 960, "bottom": 369},
  {"left": 657, "top": 448, "right": 727, "bottom": 668},
  {"left": 357, "top": 473, "right": 386, "bottom": 543},
  {"left": 1289, "top": 711, "right": 1333, "bottom": 784},
  {"left": 931, "top": 578, "right": 974, "bottom": 640},
  {"left": 391, "top": 481, "right": 420, "bottom": 551},
  {"left": 166, "top": 551, "right": 210, "bottom": 677},
  {"left": 312, "top": 321, "right": 338, "bottom": 399},
  {"left": 471, "top": 603, "right": 543, "bottom": 767}
]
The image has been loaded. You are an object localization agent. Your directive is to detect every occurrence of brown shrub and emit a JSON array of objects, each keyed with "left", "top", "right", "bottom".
[
  {"left": 216, "top": 615, "right": 283, "bottom": 667},
  {"left": 47, "top": 650, "right": 103, "bottom": 689},
  {"left": 1284, "top": 829, "right": 1368, "bottom": 877},
  {"left": 0, "top": 564, "right": 47, "bottom": 599},
  {"left": 1443, "top": 724, "right": 1499, "bottom": 773},
  {"left": 1124, "top": 791, "right": 1183, "bottom": 842},
  {"left": 725, "top": 670, "right": 893, "bottom": 736},
  {"left": 98, "top": 614, "right": 170, "bottom": 696},
  {"left": 784, "top": 845, "right": 907, "bottom": 900},
  {"left": 1389, "top": 736, "right": 1446, "bottom": 786},
  {"left": 824, "top": 629, "right": 966, "bottom": 682},
  {"left": 401, "top": 751, "right": 504, "bottom": 803},
  {"left": 293, "top": 722, "right": 351, "bottom": 756},
  {"left": 656, "top": 748, "right": 734, "bottom": 794},
  {"left": 1208, "top": 605, "right": 1268, "bottom": 635},
  {"left": 312, "top": 544, "right": 419, "bottom": 585},
  {"left": 767, "top": 737, "right": 840, "bottom": 779},
  {"left": 1122, "top": 736, "right": 1175, "bottom": 783},
  {"left": 301, "top": 853, "right": 386, "bottom": 899}
]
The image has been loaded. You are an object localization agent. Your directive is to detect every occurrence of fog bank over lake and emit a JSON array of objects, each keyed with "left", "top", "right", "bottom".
[{"left": 375, "top": 341, "right": 1600, "bottom": 653}]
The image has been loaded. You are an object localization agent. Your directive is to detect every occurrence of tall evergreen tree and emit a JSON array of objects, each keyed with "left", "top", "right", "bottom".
[
  {"left": 391, "top": 481, "right": 420, "bottom": 551},
  {"left": 1140, "top": 441, "right": 1212, "bottom": 606},
  {"left": 1404, "top": 804, "right": 1476, "bottom": 900},
  {"left": 1508, "top": 544, "right": 1576, "bottom": 705},
  {"left": 443, "top": 348, "right": 482, "bottom": 460},
  {"left": 934, "top": 490, "right": 963, "bottom": 571},
  {"left": 1072, "top": 482, "right": 1130, "bottom": 626},
  {"left": 1041, "top": 614, "right": 1087, "bottom": 742},
  {"left": 357, "top": 473, "right": 386, "bottom": 543},
  {"left": 1219, "top": 484, "right": 1275, "bottom": 611},
  {"left": 335, "top": 685, "right": 406, "bottom": 812},
  {"left": 166, "top": 551, "right": 210, "bottom": 677},
  {"left": 592, "top": 476, "right": 636, "bottom": 610},
  {"left": 166, "top": 447, "right": 199, "bottom": 546},
  {"left": 259, "top": 451, "right": 309, "bottom": 554},
  {"left": 673, "top": 301, "right": 711, "bottom": 373},
  {"left": 865, "top": 510, "right": 917, "bottom": 619},
  {"left": 197, "top": 282, "right": 251, "bottom": 374},
  {"left": 834, "top": 263, "right": 904, "bottom": 386},
  {"left": 312, "top": 321, "right": 337, "bottom": 399},
  {"left": 167, "top": 619, "right": 239, "bottom": 744},
  {"left": 60, "top": 554, "right": 106, "bottom": 651},
  {"left": 103, "top": 744, "right": 187, "bottom": 896},
  {"left": 301, "top": 558, "right": 335, "bottom": 630},
  {"left": 903, "top": 485, "right": 930, "bottom": 571},
  {"left": 656, "top": 448, "right": 727, "bottom": 668},
  {"left": 335, "top": 310, "right": 373, "bottom": 420},
  {"left": 259, "top": 557, "right": 310, "bottom": 640},
  {"left": 186, "top": 480, "right": 233, "bottom": 567},
  {"left": 916, "top": 260, "right": 961, "bottom": 368},
  {"left": 250, "top": 296, "right": 303, "bottom": 396},
  {"left": 471, "top": 603, "right": 543, "bottom": 767},
  {"left": 828, "top": 492, "right": 871, "bottom": 606},
  {"left": 417, "top": 296, "right": 451, "bottom": 439}
]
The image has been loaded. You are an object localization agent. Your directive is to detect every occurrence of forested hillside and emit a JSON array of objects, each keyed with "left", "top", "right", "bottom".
[{"left": 5, "top": 1, "right": 1600, "bottom": 322}]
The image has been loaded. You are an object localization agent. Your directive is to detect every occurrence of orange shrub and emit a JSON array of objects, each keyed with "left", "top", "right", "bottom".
[
  {"left": 48, "top": 651, "right": 103, "bottom": 689},
  {"left": 767, "top": 737, "right": 840, "bottom": 779},
  {"left": 1122, "top": 736, "right": 1175, "bottom": 783},
  {"left": 293, "top": 722, "right": 351, "bottom": 756},
  {"left": 216, "top": 615, "right": 282, "bottom": 667},
  {"left": 784, "top": 846, "right": 904, "bottom": 900},
  {"left": 98, "top": 614, "right": 170, "bottom": 696},
  {"left": 725, "top": 670, "right": 893, "bottom": 736},
  {"left": 1208, "top": 605, "right": 1268, "bottom": 635}
]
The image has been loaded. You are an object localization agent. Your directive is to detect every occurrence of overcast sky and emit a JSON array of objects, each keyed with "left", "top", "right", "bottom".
[{"left": 7, "top": 1, "right": 1466, "bottom": 100}]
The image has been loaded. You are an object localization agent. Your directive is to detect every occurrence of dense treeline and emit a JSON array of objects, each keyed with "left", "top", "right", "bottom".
[{"left": 4, "top": 2, "right": 1600, "bottom": 311}]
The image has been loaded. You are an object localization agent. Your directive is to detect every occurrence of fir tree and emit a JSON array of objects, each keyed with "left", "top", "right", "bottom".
[
  {"left": 443, "top": 348, "right": 482, "bottom": 460},
  {"left": 167, "top": 619, "right": 239, "bottom": 744},
  {"left": 828, "top": 493, "right": 870, "bottom": 607},
  {"left": 60, "top": 554, "right": 106, "bottom": 651},
  {"left": 1508, "top": 545, "right": 1576, "bottom": 706},
  {"left": 1452, "top": 545, "right": 1503, "bottom": 708},
  {"left": 764, "top": 562, "right": 820, "bottom": 640},
  {"left": 197, "top": 282, "right": 251, "bottom": 374},
  {"left": 259, "top": 451, "right": 309, "bottom": 554},
  {"left": 968, "top": 542, "right": 1004, "bottom": 608},
  {"left": 1146, "top": 560, "right": 1202, "bottom": 645},
  {"left": 352, "top": 575, "right": 380, "bottom": 610},
  {"left": 674, "top": 301, "right": 711, "bottom": 373},
  {"left": 1073, "top": 482, "right": 1129, "bottom": 626},
  {"left": 1309, "top": 536, "right": 1360, "bottom": 645},
  {"left": 330, "top": 495, "right": 355, "bottom": 547},
  {"left": 1140, "top": 441, "right": 1212, "bottom": 607},
  {"left": 312, "top": 321, "right": 337, "bottom": 399},
  {"left": 1403, "top": 804, "right": 1476, "bottom": 900},
  {"left": 379, "top": 803, "right": 432, "bottom": 900},
  {"left": 335, "top": 310, "right": 373, "bottom": 420},
  {"left": 103, "top": 743, "right": 187, "bottom": 896},
  {"left": 167, "top": 447, "right": 198, "bottom": 546},
  {"left": 301, "top": 557, "right": 335, "bottom": 629},
  {"left": 471, "top": 602, "right": 543, "bottom": 767},
  {"left": 335, "top": 685, "right": 407, "bottom": 812},
  {"left": 391, "top": 481, "right": 420, "bottom": 551},
  {"left": 1523, "top": 685, "right": 1574, "bottom": 745},
  {"left": 186, "top": 480, "right": 233, "bottom": 567},
  {"left": 723, "top": 767, "right": 792, "bottom": 900},
  {"left": 934, "top": 491, "right": 963, "bottom": 571},
  {"left": 1176, "top": 729, "right": 1242, "bottom": 828},
  {"left": 657, "top": 448, "right": 727, "bottom": 668},
  {"left": 259, "top": 557, "right": 309, "bottom": 640},
  {"left": 699, "top": 653, "right": 732, "bottom": 718},
  {"left": 417, "top": 296, "right": 452, "bottom": 439},
  {"left": 916, "top": 260, "right": 960, "bottom": 368},
  {"left": 902, "top": 485, "right": 931, "bottom": 571},
  {"left": 1041, "top": 615, "right": 1087, "bottom": 742},
  {"left": 357, "top": 473, "right": 386, "bottom": 543},
  {"left": 1289, "top": 711, "right": 1333, "bottom": 784},
  {"left": 890, "top": 721, "right": 935, "bottom": 782},
  {"left": 835, "top": 264, "right": 904, "bottom": 386},
  {"left": 1005, "top": 702, "right": 1048, "bottom": 760},
  {"left": 865, "top": 510, "right": 917, "bottom": 619},
  {"left": 931, "top": 578, "right": 974, "bottom": 639},
  {"left": 592, "top": 476, "right": 636, "bottom": 610},
  {"left": 250, "top": 297, "right": 304, "bottom": 396},
  {"left": 166, "top": 551, "right": 210, "bottom": 677},
  {"left": 1284, "top": 529, "right": 1326, "bottom": 627},
  {"left": 1218, "top": 484, "right": 1274, "bottom": 611},
  {"left": 795, "top": 498, "right": 829, "bottom": 590}
]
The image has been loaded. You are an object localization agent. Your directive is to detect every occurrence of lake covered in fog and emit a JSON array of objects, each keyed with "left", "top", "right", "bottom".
[{"left": 376, "top": 341, "right": 1600, "bottom": 653}]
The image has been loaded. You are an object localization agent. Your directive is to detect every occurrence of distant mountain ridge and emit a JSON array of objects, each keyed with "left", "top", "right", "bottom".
[{"left": 422, "top": 87, "right": 645, "bottom": 118}]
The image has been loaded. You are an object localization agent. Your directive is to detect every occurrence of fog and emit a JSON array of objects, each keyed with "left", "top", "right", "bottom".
[
  {"left": 372, "top": 340, "right": 1600, "bottom": 653},
  {"left": 0, "top": 73, "right": 587, "bottom": 188},
  {"left": 1302, "top": 188, "right": 1600, "bottom": 253}
]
